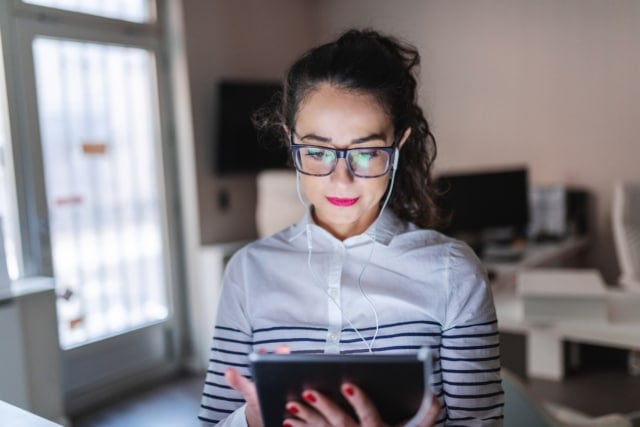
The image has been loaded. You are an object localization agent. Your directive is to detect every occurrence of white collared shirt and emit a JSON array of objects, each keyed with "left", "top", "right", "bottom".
[{"left": 200, "top": 209, "right": 503, "bottom": 426}]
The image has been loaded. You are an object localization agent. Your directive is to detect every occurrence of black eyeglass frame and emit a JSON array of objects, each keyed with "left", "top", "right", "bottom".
[{"left": 289, "top": 129, "right": 397, "bottom": 178}]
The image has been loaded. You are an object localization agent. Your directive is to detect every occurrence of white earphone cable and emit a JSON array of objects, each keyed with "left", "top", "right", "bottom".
[
  {"left": 306, "top": 224, "right": 375, "bottom": 352},
  {"left": 359, "top": 148, "right": 399, "bottom": 350},
  {"left": 301, "top": 147, "right": 400, "bottom": 353}
]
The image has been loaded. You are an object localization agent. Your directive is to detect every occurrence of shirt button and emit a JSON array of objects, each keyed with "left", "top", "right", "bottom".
[
  {"left": 335, "top": 246, "right": 345, "bottom": 254},
  {"left": 328, "top": 333, "right": 337, "bottom": 342},
  {"left": 328, "top": 288, "right": 338, "bottom": 299}
]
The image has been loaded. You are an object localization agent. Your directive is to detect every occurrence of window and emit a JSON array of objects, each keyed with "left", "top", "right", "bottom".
[
  {"left": 3, "top": 0, "right": 182, "bottom": 410},
  {"left": 32, "top": 37, "right": 169, "bottom": 346},
  {"left": 22, "top": 0, "right": 155, "bottom": 23}
]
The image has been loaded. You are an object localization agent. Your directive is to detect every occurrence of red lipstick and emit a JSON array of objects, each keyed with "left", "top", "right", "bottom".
[{"left": 327, "top": 196, "right": 358, "bottom": 207}]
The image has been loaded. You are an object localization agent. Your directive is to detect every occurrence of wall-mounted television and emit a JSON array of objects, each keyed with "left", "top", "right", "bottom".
[{"left": 215, "top": 81, "right": 290, "bottom": 175}]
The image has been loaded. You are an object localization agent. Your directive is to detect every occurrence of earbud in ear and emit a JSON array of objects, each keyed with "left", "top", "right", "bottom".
[{"left": 392, "top": 148, "right": 400, "bottom": 170}]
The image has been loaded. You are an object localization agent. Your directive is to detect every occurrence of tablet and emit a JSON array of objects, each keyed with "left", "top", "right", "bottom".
[{"left": 249, "top": 351, "right": 432, "bottom": 427}]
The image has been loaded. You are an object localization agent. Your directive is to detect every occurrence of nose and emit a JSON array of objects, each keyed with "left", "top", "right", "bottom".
[{"left": 331, "top": 157, "right": 354, "bottom": 182}]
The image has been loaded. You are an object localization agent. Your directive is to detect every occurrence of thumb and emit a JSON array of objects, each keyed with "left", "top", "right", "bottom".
[
  {"left": 225, "top": 367, "right": 257, "bottom": 400},
  {"left": 225, "top": 367, "right": 263, "bottom": 427}
]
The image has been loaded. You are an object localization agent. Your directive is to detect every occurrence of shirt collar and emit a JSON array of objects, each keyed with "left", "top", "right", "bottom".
[{"left": 287, "top": 207, "right": 403, "bottom": 246}]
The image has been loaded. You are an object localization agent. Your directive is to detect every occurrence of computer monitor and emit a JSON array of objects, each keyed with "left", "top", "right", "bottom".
[{"left": 435, "top": 167, "right": 529, "bottom": 242}]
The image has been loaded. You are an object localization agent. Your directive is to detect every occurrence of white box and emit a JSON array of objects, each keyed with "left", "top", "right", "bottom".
[{"left": 517, "top": 269, "right": 608, "bottom": 322}]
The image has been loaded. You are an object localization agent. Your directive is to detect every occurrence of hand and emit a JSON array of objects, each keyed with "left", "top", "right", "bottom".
[
  {"left": 284, "top": 383, "right": 440, "bottom": 427},
  {"left": 226, "top": 345, "right": 292, "bottom": 427},
  {"left": 226, "top": 367, "right": 262, "bottom": 427}
]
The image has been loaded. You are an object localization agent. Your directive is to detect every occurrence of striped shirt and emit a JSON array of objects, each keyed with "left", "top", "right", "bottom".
[{"left": 199, "top": 209, "right": 503, "bottom": 426}]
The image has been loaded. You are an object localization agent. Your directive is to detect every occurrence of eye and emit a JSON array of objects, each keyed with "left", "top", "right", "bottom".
[
  {"left": 351, "top": 149, "right": 379, "bottom": 164},
  {"left": 305, "top": 147, "right": 333, "bottom": 162}
]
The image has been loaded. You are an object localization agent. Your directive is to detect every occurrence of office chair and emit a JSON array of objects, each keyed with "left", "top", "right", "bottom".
[
  {"left": 502, "top": 369, "right": 632, "bottom": 427},
  {"left": 255, "top": 170, "right": 305, "bottom": 237},
  {"left": 612, "top": 181, "right": 640, "bottom": 290}
]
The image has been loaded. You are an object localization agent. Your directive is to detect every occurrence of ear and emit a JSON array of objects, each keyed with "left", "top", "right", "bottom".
[{"left": 398, "top": 127, "right": 412, "bottom": 150}]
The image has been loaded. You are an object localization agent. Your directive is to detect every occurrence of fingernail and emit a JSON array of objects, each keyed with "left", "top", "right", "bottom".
[
  {"left": 258, "top": 348, "right": 267, "bottom": 354},
  {"left": 286, "top": 404, "right": 299, "bottom": 415},
  {"left": 344, "top": 386, "right": 355, "bottom": 397},
  {"left": 283, "top": 423, "right": 293, "bottom": 427},
  {"left": 302, "top": 391, "right": 316, "bottom": 403}
]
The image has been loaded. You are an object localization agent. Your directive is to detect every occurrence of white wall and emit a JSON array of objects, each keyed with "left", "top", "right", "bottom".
[
  {"left": 179, "top": 0, "right": 317, "bottom": 370},
  {"left": 312, "top": 0, "right": 640, "bottom": 283},
  {"left": 181, "top": 0, "right": 317, "bottom": 244},
  {"left": 182, "top": 0, "right": 640, "bottom": 283}
]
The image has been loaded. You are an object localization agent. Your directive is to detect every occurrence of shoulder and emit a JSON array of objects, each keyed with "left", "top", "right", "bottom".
[
  {"left": 226, "top": 226, "right": 303, "bottom": 268},
  {"left": 445, "top": 238, "right": 485, "bottom": 277},
  {"left": 391, "top": 224, "right": 480, "bottom": 265}
]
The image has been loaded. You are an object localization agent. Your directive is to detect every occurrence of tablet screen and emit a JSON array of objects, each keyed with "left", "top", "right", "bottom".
[{"left": 249, "top": 352, "right": 431, "bottom": 427}]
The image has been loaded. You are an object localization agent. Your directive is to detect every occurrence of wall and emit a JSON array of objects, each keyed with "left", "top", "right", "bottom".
[
  {"left": 183, "top": 0, "right": 640, "bottom": 283},
  {"left": 312, "top": 0, "right": 640, "bottom": 283},
  {"left": 181, "top": 0, "right": 317, "bottom": 244}
]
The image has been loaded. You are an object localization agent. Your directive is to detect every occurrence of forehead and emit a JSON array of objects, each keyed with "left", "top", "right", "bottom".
[{"left": 295, "top": 84, "right": 392, "bottom": 138}]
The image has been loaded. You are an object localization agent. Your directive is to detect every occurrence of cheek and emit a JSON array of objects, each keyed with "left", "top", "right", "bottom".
[
  {"left": 300, "top": 176, "right": 323, "bottom": 200},
  {"left": 365, "top": 179, "right": 390, "bottom": 201}
]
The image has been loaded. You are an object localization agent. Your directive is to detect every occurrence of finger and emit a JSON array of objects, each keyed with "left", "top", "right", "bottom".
[
  {"left": 274, "top": 344, "right": 291, "bottom": 354},
  {"left": 225, "top": 367, "right": 257, "bottom": 401},
  {"left": 302, "top": 390, "right": 355, "bottom": 427},
  {"left": 284, "top": 400, "right": 325, "bottom": 425},
  {"left": 340, "top": 383, "right": 384, "bottom": 426},
  {"left": 225, "top": 368, "right": 264, "bottom": 427}
]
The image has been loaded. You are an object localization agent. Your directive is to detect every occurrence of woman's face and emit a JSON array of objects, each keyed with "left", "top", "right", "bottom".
[{"left": 293, "top": 83, "right": 408, "bottom": 240}]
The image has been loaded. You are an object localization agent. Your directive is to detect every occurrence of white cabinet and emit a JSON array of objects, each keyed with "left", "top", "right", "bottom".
[{"left": 0, "top": 277, "right": 66, "bottom": 425}]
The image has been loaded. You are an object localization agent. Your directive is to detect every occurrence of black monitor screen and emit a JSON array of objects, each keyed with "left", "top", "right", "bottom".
[
  {"left": 436, "top": 167, "right": 529, "bottom": 236},
  {"left": 215, "top": 81, "right": 289, "bottom": 174}
]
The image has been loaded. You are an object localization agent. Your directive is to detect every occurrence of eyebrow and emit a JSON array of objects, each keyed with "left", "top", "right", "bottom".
[{"left": 298, "top": 132, "right": 388, "bottom": 145}]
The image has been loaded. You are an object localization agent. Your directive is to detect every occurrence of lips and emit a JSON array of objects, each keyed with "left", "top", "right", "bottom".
[{"left": 327, "top": 196, "right": 359, "bottom": 207}]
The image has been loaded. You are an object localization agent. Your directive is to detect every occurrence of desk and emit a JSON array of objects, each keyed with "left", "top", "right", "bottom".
[
  {"left": 0, "top": 400, "right": 62, "bottom": 426},
  {"left": 484, "top": 235, "right": 590, "bottom": 289},
  {"left": 494, "top": 289, "right": 640, "bottom": 380}
]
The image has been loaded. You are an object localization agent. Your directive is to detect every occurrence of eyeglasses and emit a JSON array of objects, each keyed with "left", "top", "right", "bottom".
[{"left": 290, "top": 131, "right": 396, "bottom": 178}]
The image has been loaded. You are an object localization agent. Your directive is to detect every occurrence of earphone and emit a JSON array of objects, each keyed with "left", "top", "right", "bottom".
[
  {"left": 295, "top": 170, "right": 310, "bottom": 209},
  {"left": 393, "top": 147, "right": 399, "bottom": 170},
  {"left": 305, "top": 223, "right": 379, "bottom": 353},
  {"left": 297, "top": 147, "right": 401, "bottom": 353}
]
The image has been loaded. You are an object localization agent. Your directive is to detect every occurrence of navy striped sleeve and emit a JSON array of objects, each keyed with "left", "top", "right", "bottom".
[
  {"left": 441, "top": 242, "right": 504, "bottom": 425},
  {"left": 199, "top": 257, "right": 252, "bottom": 426}
]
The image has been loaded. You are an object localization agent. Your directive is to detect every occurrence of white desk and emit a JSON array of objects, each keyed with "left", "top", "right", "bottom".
[
  {"left": 0, "top": 401, "right": 62, "bottom": 426},
  {"left": 494, "top": 289, "right": 640, "bottom": 380},
  {"left": 484, "top": 235, "right": 590, "bottom": 289}
]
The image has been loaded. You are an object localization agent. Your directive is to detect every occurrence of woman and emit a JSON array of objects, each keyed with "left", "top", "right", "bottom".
[{"left": 200, "top": 29, "right": 503, "bottom": 426}]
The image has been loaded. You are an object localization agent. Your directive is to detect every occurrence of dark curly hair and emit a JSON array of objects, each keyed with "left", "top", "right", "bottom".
[{"left": 254, "top": 28, "right": 444, "bottom": 230}]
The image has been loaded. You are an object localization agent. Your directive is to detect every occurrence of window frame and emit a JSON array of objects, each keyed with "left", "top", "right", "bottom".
[{"left": 0, "top": 0, "right": 186, "bottom": 413}]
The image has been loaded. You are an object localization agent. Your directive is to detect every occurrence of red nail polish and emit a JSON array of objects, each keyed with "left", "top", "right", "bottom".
[
  {"left": 283, "top": 423, "right": 293, "bottom": 427},
  {"left": 286, "top": 405, "right": 299, "bottom": 415},
  {"left": 303, "top": 392, "right": 316, "bottom": 403},
  {"left": 344, "top": 386, "right": 355, "bottom": 396}
]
